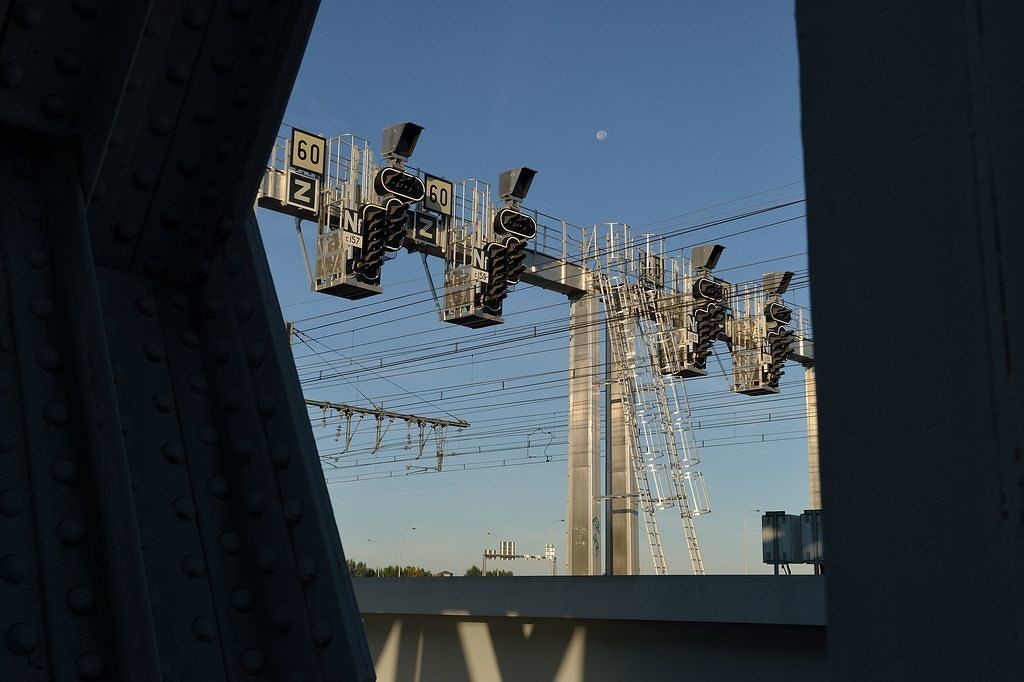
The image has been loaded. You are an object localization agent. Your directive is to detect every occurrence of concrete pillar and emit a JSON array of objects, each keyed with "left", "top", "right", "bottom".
[
  {"left": 797, "top": 1, "right": 1024, "bottom": 676},
  {"left": 804, "top": 366, "right": 820, "bottom": 509},
  {"left": 567, "top": 292, "right": 602, "bottom": 575},
  {"left": 609, "top": 379, "right": 640, "bottom": 575}
]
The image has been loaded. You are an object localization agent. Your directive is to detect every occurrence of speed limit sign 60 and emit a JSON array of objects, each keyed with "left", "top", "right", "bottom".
[
  {"left": 423, "top": 174, "right": 453, "bottom": 217},
  {"left": 289, "top": 128, "right": 326, "bottom": 176}
]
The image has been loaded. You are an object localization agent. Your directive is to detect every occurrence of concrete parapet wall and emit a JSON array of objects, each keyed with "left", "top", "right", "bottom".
[{"left": 355, "top": 577, "right": 826, "bottom": 681}]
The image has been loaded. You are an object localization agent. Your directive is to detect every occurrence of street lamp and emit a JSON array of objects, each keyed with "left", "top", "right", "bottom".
[
  {"left": 744, "top": 509, "right": 762, "bottom": 575},
  {"left": 367, "top": 539, "right": 379, "bottom": 577},
  {"left": 546, "top": 519, "right": 565, "bottom": 546},
  {"left": 482, "top": 531, "right": 512, "bottom": 575},
  {"left": 483, "top": 531, "right": 500, "bottom": 574},
  {"left": 398, "top": 527, "right": 416, "bottom": 577},
  {"left": 547, "top": 519, "right": 564, "bottom": 576},
  {"left": 547, "top": 519, "right": 565, "bottom": 571}
]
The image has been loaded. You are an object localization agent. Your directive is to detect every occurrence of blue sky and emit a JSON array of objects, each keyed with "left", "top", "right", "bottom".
[{"left": 258, "top": 1, "right": 811, "bottom": 575}]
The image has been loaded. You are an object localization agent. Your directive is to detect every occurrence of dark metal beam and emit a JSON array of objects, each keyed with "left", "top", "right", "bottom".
[{"left": 0, "top": 2, "right": 374, "bottom": 679}]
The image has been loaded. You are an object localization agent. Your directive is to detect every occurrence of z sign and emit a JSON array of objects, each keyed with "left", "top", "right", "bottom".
[
  {"left": 410, "top": 211, "right": 442, "bottom": 247},
  {"left": 286, "top": 171, "right": 318, "bottom": 213}
]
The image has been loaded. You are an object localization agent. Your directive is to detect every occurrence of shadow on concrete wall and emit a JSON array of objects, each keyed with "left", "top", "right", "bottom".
[{"left": 364, "top": 613, "right": 826, "bottom": 682}]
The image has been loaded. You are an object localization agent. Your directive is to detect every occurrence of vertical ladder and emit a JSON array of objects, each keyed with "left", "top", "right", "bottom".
[
  {"left": 670, "top": 379, "right": 709, "bottom": 575},
  {"left": 650, "top": 342, "right": 707, "bottom": 575},
  {"left": 635, "top": 307, "right": 707, "bottom": 575},
  {"left": 599, "top": 274, "right": 668, "bottom": 575},
  {"left": 588, "top": 224, "right": 710, "bottom": 576}
]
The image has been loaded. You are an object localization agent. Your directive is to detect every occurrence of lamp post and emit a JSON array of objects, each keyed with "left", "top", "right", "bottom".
[
  {"left": 483, "top": 531, "right": 499, "bottom": 574},
  {"left": 398, "top": 527, "right": 416, "bottom": 577},
  {"left": 547, "top": 519, "right": 565, "bottom": 546},
  {"left": 744, "top": 509, "right": 762, "bottom": 575},
  {"left": 547, "top": 519, "right": 564, "bottom": 575},
  {"left": 367, "top": 538, "right": 379, "bottom": 577}
]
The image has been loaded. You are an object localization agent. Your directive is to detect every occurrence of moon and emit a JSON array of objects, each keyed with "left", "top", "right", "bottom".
[{"left": 595, "top": 130, "right": 608, "bottom": 141}]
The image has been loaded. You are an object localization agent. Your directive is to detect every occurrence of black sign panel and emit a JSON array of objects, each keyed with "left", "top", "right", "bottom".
[
  {"left": 286, "top": 170, "right": 318, "bottom": 212},
  {"left": 409, "top": 211, "right": 443, "bottom": 248}
]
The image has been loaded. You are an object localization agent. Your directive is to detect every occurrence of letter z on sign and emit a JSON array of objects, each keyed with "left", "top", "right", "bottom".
[{"left": 286, "top": 171, "right": 318, "bottom": 213}]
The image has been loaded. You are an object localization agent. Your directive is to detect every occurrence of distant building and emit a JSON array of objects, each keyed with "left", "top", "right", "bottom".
[{"left": 437, "top": 571, "right": 453, "bottom": 577}]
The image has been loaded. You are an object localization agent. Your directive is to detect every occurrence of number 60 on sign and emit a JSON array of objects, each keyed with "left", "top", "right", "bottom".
[
  {"left": 289, "top": 128, "right": 326, "bottom": 176},
  {"left": 423, "top": 174, "right": 454, "bottom": 217}
]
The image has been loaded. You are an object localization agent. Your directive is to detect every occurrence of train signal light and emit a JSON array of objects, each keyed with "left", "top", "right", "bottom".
[
  {"left": 766, "top": 327, "right": 795, "bottom": 387},
  {"left": 481, "top": 241, "right": 513, "bottom": 315},
  {"left": 353, "top": 203, "right": 387, "bottom": 284},
  {"left": 689, "top": 275, "right": 727, "bottom": 371},
  {"left": 505, "top": 238, "right": 528, "bottom": 285},
  {"left": 670, "top": 244, "right": 729, "bottom": 377},
  {"left": 440, "top": 166, "right": 538, "bottom": 328},
  {"left": 383, "top": 197, "right": 409, "bottom": 252},
  {"left": 381, "top": 122, "right": 424, "bottom": 163},
  {"left": 693, "top": 276, "right": 724, "bottom": 303},
  {"left": 373, "top": 123, "right": 425, "bottom": 260},
  {"left": 487, "top": 169, "right": 538, "bottom": 308},
  {"left": 474, "top": 166, "right": 539, "bottom": 318},
  {"left": 493, "top": 207, "right": 537, "bottom": 240},
  {"left": 374, "top": 166, "right": 425, "bottom": 203},
  {"left": 372, "top": 161, "right": 424, "bottom": 258},
  {"left": 764, "top": 297, "right": 795, "bottom": 387},
  {"left": 765, "top": 301, "right": 792, "bottom": 327},
  {"left": 760, "top": 271, "right": 796, "bottom": 386}
]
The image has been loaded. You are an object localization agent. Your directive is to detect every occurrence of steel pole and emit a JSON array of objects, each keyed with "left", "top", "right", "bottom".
[
  {"left": 604, "top": 318, "right": 614, "bottom": 574},
  {"left": 566, "top": 291, "right": 602, "bottom": 575},
  {"left": 744, "top": 513, "right": 749, "bottom": 575},
  {"left": 805, "top": 366, "right": 820, "bottom": 509}
]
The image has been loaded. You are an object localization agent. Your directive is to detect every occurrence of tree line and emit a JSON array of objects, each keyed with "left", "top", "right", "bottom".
[{"left": 348, "top": 559, "right": 512, "bottom": 577}]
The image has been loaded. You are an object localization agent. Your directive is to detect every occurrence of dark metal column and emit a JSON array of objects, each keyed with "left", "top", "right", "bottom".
[
  {"left": 798, "top": 0, "right": 1024, "bottom": 676},
  {"left": 0, "top": 2, "right": 374, "bottom": 679}
]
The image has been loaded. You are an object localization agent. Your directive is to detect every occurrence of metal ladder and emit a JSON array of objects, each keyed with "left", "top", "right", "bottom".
[
  {"left": 600, "top": 273, "right": 708, "bottom": 575},
  {"left": 599, "top": 274, "right": 669, "bottom": 575},
  {"left": 636, "top": 311, "right": 707, "bottom": 575}
]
